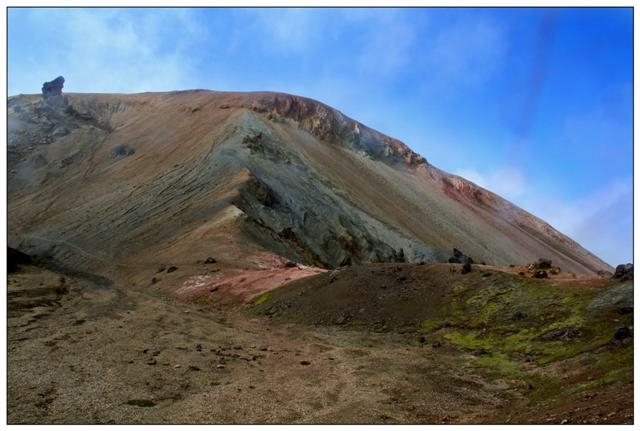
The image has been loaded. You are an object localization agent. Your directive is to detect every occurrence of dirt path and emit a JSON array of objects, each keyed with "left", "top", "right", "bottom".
[{"left": 8, "top": 265, "right": 519, "bottom": 424}]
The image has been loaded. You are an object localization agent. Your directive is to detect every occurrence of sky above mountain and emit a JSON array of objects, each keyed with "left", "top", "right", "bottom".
[{"left": 7, "top": 7, "right": 633, "bottom": 266}]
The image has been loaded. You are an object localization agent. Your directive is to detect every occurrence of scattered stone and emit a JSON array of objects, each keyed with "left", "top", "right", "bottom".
[
  {"left": 167, "top": 266, "right": 178, "bottom": 273},
  {"left": 173, "top": 364, "right": 181, "bottom": 368},
  {"left": 147, "top": 357, "right": 157, "bottom": 366},
  {"left": 300, "top": 360, "right": 311, "bottom": 365},
  {"left": 196, "top": 344, "right": 202, "bottom": 352},
  {"left": 283, "top": 261, "right": 297, "bottom": 268},
  {"left": 432, "top": 341, "right": 442, "bottom": 348},
  {"left": 613, "top": 263, "right": 633, "bottom": 281},
  {"left": 461, "top": 262, "right": 472, "bottom": 274},
  {"left": 216, "top": 364, "right": 225, "bottom": 369},
  {"left": 233, "top": 345, "right": 243, "bottom": 350},
  {"left": 533, "top": 270, "right": 548, "bottom": 279},
  {"left": 188, "top": 365, "right": 201, "bottom": 371},
  {"left": 204, "top": 257, "right": 217, "bottom": 264},
  {"left": 613, "top": 326, "right": 632, "bottom": 341},
  {"left": 151, "top": 277, "right": 157, "bottom": 284}
]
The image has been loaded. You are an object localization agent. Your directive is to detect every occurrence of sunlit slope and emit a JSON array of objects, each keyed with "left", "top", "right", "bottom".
[{"left": 8, "top": 90, "right": 611, "bottom": 274}]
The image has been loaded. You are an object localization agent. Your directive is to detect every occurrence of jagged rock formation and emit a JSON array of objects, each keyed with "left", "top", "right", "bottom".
[
  {"left": 7, "top": 90, "right": 612, "bottom": 275},
  {"left": 42, "top": 76, "right": 65, "bottom": 98}
]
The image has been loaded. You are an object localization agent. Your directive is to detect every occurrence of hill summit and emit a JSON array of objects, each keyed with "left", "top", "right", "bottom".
[{"left": 8, "top": 88, "right": 611, "bottom": 277}]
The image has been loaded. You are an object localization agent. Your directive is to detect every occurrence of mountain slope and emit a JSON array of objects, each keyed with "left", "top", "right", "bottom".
[{"left": 8, "top": 90, "right": 611, "bottom": 276}]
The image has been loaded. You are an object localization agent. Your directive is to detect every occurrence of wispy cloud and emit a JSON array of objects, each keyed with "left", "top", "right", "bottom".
[
  {"left": 520, "top": 178, "right": 632, "bottom": 267},
  {"left": 9, "top": 8, "right": 205, "bottom": 94},
  {"left": 454, "top": 166, "right": 526, "bottom": 200}
]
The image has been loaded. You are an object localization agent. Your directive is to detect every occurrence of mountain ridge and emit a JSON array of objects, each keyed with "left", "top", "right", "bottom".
[{"left": 8, "top": 89, "right": 611, "bottom": 277}]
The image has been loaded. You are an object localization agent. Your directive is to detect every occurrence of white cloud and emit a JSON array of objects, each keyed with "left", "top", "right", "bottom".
[
  {"left": 454, "top": 166, "right": 525, "bottom": 200},
  {"left": 454, "top": 166, "right": 632, "bottom": 266},
  {"left": 9, "top": 8, "right": 205, "bottom": 94},
  {"left": 519, "top": 178, "right": 632, "bottom": 267}
]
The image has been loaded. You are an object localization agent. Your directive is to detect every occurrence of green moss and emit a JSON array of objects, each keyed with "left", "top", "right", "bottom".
[{"left": 253, "top": 292, "right": 271, "bottom": 306}]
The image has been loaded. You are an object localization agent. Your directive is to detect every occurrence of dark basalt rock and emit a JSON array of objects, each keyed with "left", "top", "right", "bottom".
[
  {"left": 42, "top": 76, "right": 65, "bottom": 98},
  {"left": 613, "top": 263, "right": 633, "bottom": 281},
  {"left": 532, "top": 270, "right": 548, "bottom": 279},
  {"left": 448, "top": 248, "right": 474, "bottom": 265}
]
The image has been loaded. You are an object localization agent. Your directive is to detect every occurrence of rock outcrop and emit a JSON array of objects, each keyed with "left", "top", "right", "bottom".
[{"left": 42, "top": 76, "right": 65, "bottom": 98}]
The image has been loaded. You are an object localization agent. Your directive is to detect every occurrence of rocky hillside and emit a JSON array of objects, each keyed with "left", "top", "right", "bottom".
[{"left": 8, "top": 89, "right": 611, "bottom": 276}]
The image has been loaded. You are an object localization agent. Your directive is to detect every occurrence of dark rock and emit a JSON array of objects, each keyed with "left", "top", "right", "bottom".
[
  {"left": 196, "top": 344, "right": 202, "bottom": 352},
  {"left": 532, "top": 270, "right": 548, "bottom": 279},
  {"left": 147, "top": 357, "right": 157, "bottom": 366},
  {"left": 283, "top": 261, "right": 297, "bottom": 268},
  {"left": 613, "top": 263, "right": 633, "bottom": 281},
  {"left": 188, "top": 365, "right": 201, "bottom": 371},
  {"left": 461, "top": 262, "right": 472, "bottom": 274},
  {"left": 151, "top": 277, "right": 157, "bottom": 284},
  {"left": 536, "top": 258, "right": 553, "bottom": 269},
  {"left": 448, "top": 248, "right": 474, "bottom": 265},
  {"left": 613, "top": 326, "right": 632, "bottom": 340},
  {"left": 431, "top": 341, "right": 442, "bottom": 348},
  {"left": 300, "top": 360, "right": 311, "bottom": 365},
  {"left": 42, "top": 76, "right": 64, "bottom": 98},
  {"left": 167, "top": 266, "right": 178, "bottom": 273},
  {"left": 126, "top": 399, "right": 156, "bottom": 408},
  {"left": 157, "top": 265, "right": 166, "bottom": 273},
  {"left": 512, "top": 311, "right": 528, "bottom": 321},
  {"left": 8, "top": 247, "right": 32, "bottom": 273},
  {"left": 473, "top": 348, "right": 488, "bottom": 356},
  {"left": 112, "top": 144, "right": 135, "bottom": 158},
  {"left": 617, "top": 306, "right": 633, "bottom": 315},
  {"left": 419, "top": 336, "right": 427, "bottom": 344},
  {"left": 204, "top": 257, "right": 217, "bottom": 264}
]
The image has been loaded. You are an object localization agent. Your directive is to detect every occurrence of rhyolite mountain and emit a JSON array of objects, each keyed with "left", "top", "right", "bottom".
[{"left": 7, "top": 89, "right": 612, "bottom": 276}]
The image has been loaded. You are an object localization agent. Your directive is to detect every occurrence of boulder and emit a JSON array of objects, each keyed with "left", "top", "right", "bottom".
[
  {"left": 448, "top": 248, "right": 474, "bottom": 264},
  {"left": 532, "top": 270, "right": 548, "bottom": 279},
  {"left": 613, "top": 263, "right": 633, "bottom": 281},
  {"left": 461, "top": 262, "right": 472, "bottom": 274},
  {"left": 112, "top": 144, "right": 135, "bottom": 158},
  {"left": 42, "top": 76, "right": 65, "bottom": 98},
  {"left": 613, "top": 326, "right": 632, "bottom": 341}
]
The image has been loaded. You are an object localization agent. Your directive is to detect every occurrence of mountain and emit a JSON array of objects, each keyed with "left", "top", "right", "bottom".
[{"left": 7, "top": 90, "right": 612, "bottom": 278}]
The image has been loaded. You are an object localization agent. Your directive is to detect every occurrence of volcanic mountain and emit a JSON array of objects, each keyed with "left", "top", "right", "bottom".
[{"left": 8, "top": 90, "right": 611, "bottom": 284}]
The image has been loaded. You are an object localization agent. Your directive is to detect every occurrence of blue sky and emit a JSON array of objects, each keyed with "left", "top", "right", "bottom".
[{"left": 8, "top": 7, "right": 633, "bottom": 266}]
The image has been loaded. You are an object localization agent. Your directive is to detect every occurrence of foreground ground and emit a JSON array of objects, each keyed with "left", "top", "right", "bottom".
[{"left": 7, "top": 261, "right": 633, "bottom": 424}]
